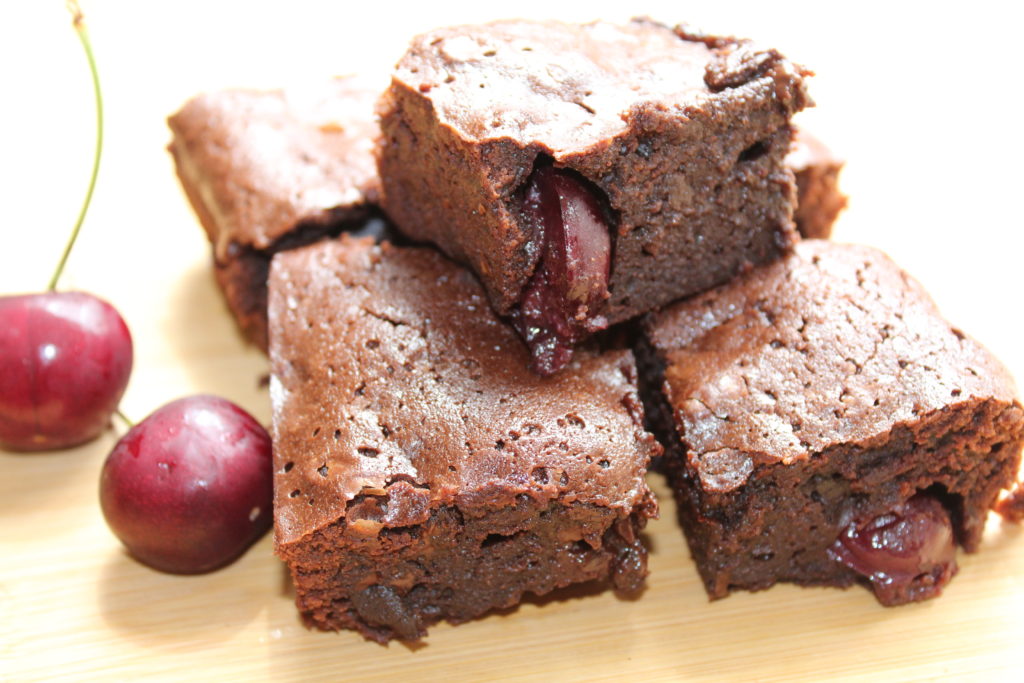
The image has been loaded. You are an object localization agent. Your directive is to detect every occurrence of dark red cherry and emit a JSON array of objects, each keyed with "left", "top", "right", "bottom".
[
  {"left": 513, "top": 166, "right": 612, "bottom": 375},
  {"left": 99, "top": 395, "right": 273, "bottom": 574},
  {"left": 0, "top": 292, "right": 132, "bottom": 451},
  {"left": 829, "top": 494, "right": 957, "bottom": 605}
]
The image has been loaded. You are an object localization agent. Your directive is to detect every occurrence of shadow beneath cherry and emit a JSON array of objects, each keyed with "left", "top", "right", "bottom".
[
  {"left": 0, "top": 433, "right": 115, "bottom": 510},
  {"left": 95, "top": 535, "right": 275, "bottom": 649}
]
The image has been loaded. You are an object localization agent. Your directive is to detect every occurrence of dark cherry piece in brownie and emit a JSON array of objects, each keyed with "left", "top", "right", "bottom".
[
  {"left": 168, "top": 76, "right": 391, "bottom": 351},
  {"left": 269, "top": 237, "right": 659, "bottom": 643},
  {"left": 787, "top": 128, "right": 847, "bottom": 239},
  {"left": 511, "top": 167, "right": 613, "bottom": 375},
  {"left": 377, "top": 18, "right": 811, "bottom": 374},
  {"left": 640, "top": 241, "right": 1024, "bottom": 605}
]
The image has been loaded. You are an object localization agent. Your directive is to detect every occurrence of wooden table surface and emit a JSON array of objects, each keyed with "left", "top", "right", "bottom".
[{"left": 3, "top": 1, "right": 1023, "bottom": 680}]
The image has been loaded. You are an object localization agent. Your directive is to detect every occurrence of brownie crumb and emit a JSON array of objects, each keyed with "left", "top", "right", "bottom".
[{"left": 996, "top": 483, "right": 1024, "bottom": 523}]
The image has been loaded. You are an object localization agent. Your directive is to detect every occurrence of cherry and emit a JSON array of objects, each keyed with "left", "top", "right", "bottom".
[
  {"left": 829, "top": 494, "right": 957, "bottom": 605},
  {"left": 99, "top": 395, "right": 273, "bottom": 574},
  {"left": 0, "top": 293, "right": 132, "bottom": 451},
  {"left": 512, "top": 166, "right": 612, "bottom": 375},
  {"left": 0, "top": 4, "right": 133, "bottom": 453}
]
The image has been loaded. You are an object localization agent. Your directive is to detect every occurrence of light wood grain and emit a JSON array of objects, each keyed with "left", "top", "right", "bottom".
[{"left": 3, "top": 1, "right": 1023, "bottom": 681}]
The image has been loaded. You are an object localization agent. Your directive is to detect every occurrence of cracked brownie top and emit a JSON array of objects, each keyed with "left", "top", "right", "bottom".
[
  {"left": 644, "top": 240, "right": 1018, "bottom": 465},
  {"left": 268, "top": 237, "right": 659, "bottom": 546},
  {"left": 389, "top": 18, "right": 808, "bottom": 154}
]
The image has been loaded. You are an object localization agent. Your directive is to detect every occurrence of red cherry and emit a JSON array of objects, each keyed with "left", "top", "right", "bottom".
[
  {"left": 513, "top": 166, "right": 612, "bottom": 375},
  {"left": 99, "top": 395, "right": 273, "bottom": 574},
  {"left": 0, "top": 7, "right": 131, "bottom": 453},
  {"left": 0, "top": 292, "right": 133, "bottom": 451}
]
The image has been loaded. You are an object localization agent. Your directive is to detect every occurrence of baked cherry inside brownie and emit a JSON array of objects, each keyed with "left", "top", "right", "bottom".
[
  {"left": 787, "top": 127, "right": 847, "bottom": 239},
  {"left": 377, "top": 18, "right": 811, "bottom": 375},
  {"left": 269, "top": 237, "right": 659, "bottom": 643},
  {"left": 639, "top": 241, "right": 1024, "bottom": 605},
  {"left": 168, "top": 76, "right": 393, "bottom": 351}
]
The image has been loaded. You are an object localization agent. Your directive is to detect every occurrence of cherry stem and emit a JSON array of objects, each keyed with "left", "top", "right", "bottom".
[
  {"left": 115, "top": 409, "right": 134, "bottom": 428},
  {"left": 49, "top": 1, "right": 103, "bottom": 292}
]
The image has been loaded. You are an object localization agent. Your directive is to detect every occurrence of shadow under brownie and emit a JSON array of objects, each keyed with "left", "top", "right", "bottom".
[
  {"left": 269, "top": 237, "right": 659, "bottom": 643},
  {"left": 639, "top": 240, "right": 1024, "bottom": 605}
]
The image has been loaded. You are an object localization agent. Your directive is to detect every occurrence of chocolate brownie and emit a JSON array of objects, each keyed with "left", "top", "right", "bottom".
[
  {"left": 639, "top": 241, "right": 1024, "bottom": 605},
  {"left": 269, "top": 237, "right": 659, "bottom": 643},
  {"left": 169, "top": 76, "right": 390, "bottom": 350},
  {"left": 377, "top": 18, "right": 811, "bottom": 374},
  {"left": 787, "top": 128, "right": 847, "bottom": 239}
]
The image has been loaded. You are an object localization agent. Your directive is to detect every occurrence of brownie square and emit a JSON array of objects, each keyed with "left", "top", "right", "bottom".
[
  {"left": 269, "top": 237, "right": 659, "bottom": 642},
  {"left": 377, "top": 18, "right": 811, "bottom": 373},
  {"left": 168, "top": 76, "right": 390, "bottom": 350},
  {"left": 787, "top": 128, "right": 847, "bottom": 239},
  {"left": 640, "top": 241, "right": 1024, "bottom": 605}
]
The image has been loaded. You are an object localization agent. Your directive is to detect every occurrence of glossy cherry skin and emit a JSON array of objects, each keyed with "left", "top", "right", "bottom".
[
  {"left": 0, "top": 292, "right": 133, "bottom": 451},
  {"left": 513, "top": 166, "right": 611, "bottom": 375},
  {"left": 829, "top": 494, "right": 957, "bottom": 604},
  {"left": 99, "top": 395, "right": 273, "bottom": 574}
]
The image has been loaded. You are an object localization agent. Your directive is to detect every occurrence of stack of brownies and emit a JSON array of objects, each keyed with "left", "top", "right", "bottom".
[{"left": 168, "top": 18, "right": 1024, "bottom": 643}]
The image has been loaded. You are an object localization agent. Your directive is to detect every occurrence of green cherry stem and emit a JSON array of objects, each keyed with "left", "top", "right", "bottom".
[
  {"left": 115, "top": 408, "right": 135, "bottom": 428},
  {"left": 49, "top": 0, "right": 104, "bottom": 292}
]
